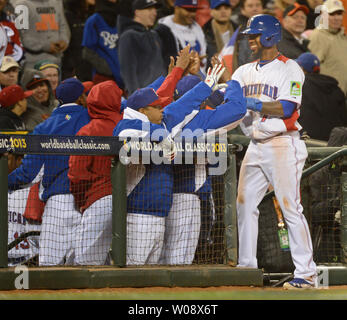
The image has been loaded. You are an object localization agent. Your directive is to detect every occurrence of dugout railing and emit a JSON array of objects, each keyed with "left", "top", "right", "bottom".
[
  {"left": 0, "top": 133, "right": 242, "bottom": 269},
  {"left": 1, "top": 133, "right": 347, "bottom": 289}
]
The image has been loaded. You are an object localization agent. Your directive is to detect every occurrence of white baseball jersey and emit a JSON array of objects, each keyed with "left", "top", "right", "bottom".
[
  {"left": 8, "top": 188, "right": 40, "bottom": 265},
  {"left": 232, "top": 56, "right": 305, "bottom": 140},
  {"left": 159, "top": 15, "right": 207, "bottom": 73}
]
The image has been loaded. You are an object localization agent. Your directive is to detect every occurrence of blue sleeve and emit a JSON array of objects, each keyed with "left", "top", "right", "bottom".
[
  {"left": 163, "top": 81, "right": 212, "bottom": 132},
  {"left": 184, "top": 80, "right": 246, "bottom": 132},
  {"left": 82, "top": 16, "right": 98, "bottom": 49},
  {"left": 8, "top": 154, "right": 44, "bottom": 190},
  {"left": 280, "top": 100, "right": 297, "bottom": 118},
  {"left": 147, "top": 76, "right": 166, "bottom": 91}
]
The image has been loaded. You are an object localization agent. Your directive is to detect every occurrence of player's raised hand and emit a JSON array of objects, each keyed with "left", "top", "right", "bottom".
[
  {"left": 167, "top": 56, "right": 175, "bottom": 74},
  {"left": 186, "top": 50, "right": 200, "bottom": 76},
  {"left": 211, "top": 55, "right": 232, "bottom": 83},
  {"left": 204, "top": 63, "right": 227, "bottom": 91},
  {"left": 175, "top": 44, "right": 191, "bottom": 71}
]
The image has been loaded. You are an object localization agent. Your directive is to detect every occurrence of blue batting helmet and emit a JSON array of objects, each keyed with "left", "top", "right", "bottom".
[{"left": 241, "top": 14, "right": 282, "bottom": 47}]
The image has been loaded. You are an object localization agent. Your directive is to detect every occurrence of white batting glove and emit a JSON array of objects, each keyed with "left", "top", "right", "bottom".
[
  {"left": 204, "top": 64, "right": 226, "bottom": 91},
  {"left": 159, "top": 136, "right": 177, "bottom": 161}
]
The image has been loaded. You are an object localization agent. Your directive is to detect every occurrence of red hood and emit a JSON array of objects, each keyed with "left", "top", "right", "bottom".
[{"left": 86, "top": 80, "right": 122, "bottom": 123}]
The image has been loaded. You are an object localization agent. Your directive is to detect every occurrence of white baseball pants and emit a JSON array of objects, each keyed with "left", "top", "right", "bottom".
[
  {"left": 74, "top": 195, "right": 112, "bottom": 265},
  {"left": 126, "top": 213, "right": 165, "bottom": 265},
  {"left": 237, "top": 133, "right": 316, "bottom": 280},
  {"left": 160, "top": 193, "right": 201, "bottom": 265},
  {"left": 39, "top": 194, "right": 81, "bottom": 266}
]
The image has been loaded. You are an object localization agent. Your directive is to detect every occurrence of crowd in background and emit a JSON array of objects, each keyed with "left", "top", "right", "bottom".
[{"left": 0, "top": 0, "right": 346, "bottom": 139}]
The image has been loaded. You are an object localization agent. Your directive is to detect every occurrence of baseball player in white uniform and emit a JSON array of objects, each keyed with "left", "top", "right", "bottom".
[{"left": 231, "top": 14, "right": 317, "bottom": 289}]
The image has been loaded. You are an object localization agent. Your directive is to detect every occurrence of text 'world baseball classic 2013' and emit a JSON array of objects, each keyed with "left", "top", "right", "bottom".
[{"left": 128, "top": 304, "right": 218, "bottom": 317}]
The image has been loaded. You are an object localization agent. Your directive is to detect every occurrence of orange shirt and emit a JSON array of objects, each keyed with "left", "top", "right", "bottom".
[{"left": 342, "top": 0, "right": 347, "bottom": 34}]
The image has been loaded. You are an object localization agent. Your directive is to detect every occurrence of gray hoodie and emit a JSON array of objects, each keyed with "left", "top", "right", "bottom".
[{"left": 14, "top": 0, "right": 71, "bottom": 68}]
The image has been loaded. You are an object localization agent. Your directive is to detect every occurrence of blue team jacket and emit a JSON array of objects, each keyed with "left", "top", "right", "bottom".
[
  {"left": 113, "top": 81, "right": 213, "bottom": 217},
  {"left": 8, "top": 104, "right": 90, "bottom": 201},
  {"left": 172, "top": 80, "right": 246, "bottom": 196}
]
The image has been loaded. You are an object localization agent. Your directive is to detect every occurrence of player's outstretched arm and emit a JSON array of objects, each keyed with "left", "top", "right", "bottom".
[{"left": 246, "top": 98, "right": 285, "bottom": 117}]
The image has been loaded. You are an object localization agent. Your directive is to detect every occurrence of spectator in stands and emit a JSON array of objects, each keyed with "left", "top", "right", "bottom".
[
  {"left": 14, "top": 0, "right": 70, "bottom": 69},
  {"left": 308, "top": 0, "right": 347, "bottom": 96},
  {"left": 0, "top": 0, "right": 24, "bottom": 64},
  {"left": 277, "top": 3, "right": 310, "bottom": 59},
  {"left": 20, "top": 69, "right": 58, "bottom": 131},
  {"left": 62, "top": 0, "right": 95, "bottom": 81},
  {"left": 231, "top": 0, "right": 263, "bottom": 71},
  {"left": 0, "top": 56, "right": 20, "bottom": 89},
  {"left": 159, "top": 0, "right": 208, "bottom": 74},
  {"left": 82, "top": 0, "right": 124, "bottom": 88},
  {"left": 297, "top": 0, "right": 323, "bottom": 30},
  {"left": 295, "top": 52, "right": 347, "bottom": 141},
  {"left": 272, "top": 0, "right": 295, "bottom": 22},
  {"left": 8, "top": 78, "right": 91, "bottom": 266},
  {"left": 68, "top": 80, "right": 123, "bottom": 266},
  {"left": 34, "top": 60, "right": 60, "bottom": 92},
  {"left": 0, "top": 84, "right": 32, "bottom": 130},
  {"left": 203, "top": 0, "right": 238, "bottom": 69},
  {"left": 118, "top": 0, "right": 167, "bottom": 96}
]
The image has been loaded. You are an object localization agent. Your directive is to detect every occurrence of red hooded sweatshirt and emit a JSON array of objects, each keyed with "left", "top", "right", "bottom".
[{"left": 68, "top": 80, "right": 122, "bottom": 213}]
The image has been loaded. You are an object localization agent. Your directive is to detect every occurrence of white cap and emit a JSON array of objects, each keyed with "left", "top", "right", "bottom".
[
  {"left": 0, "top": 56, "right": 19, "bottom": 72},
  {"left": 323, "top": 0, "right": 345, "bottom": 14}
]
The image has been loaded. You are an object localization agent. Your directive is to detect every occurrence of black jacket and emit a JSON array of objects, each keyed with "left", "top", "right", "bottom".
[
  {"left": 299, "top": 73, "right": 347, "bottom": 141},
  {"left": 0, "top": 108, "right": 26, "bottom": 131},
  {"left": 297, "top": 0, "right": 319, "bottom": 30},
  {"left": 117, "top": 15, "right": 167, "bottom": 95},
  {"left": 62, "top": 0, "right": 95, "bottom": 80},
  {"left": 277, "top": 28, "right": 310, "bottom": 59},
  {"left": 203, "top": 18, "right": 238, "bottom": 70}
]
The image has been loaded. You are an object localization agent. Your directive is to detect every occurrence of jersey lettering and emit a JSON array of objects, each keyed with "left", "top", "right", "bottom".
[
  {"left": 242, "top": 83, "right": 279, "bottom": 100},
  {"left": 100, "top": 31, "right": 118, "bottom": 49},
  {"left": 35, "top": 13, "right": 59, "bottom": 31},
  {"left": 8, "top": 211, "right": 27, "bottom": 225}
]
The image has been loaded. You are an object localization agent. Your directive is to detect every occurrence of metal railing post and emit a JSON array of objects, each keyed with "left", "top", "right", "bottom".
[
  {"left": 224, "top": 144, "right": 238, "bottom": 266},
  {"left": 0, "top": 155, "right": 8, "bottom": 268},
  {"left": 341, "top": 171, "right": 347, "bottom": 264},
  {"left": 111, "top": 158, "right": 127, "bottom": 267}
]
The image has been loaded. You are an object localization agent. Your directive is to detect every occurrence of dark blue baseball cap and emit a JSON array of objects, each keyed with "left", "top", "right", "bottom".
[
  {"left": 126, "top": 87, "right": 160, "bottom": 110},
  {"left": 295, "top": 52, "right": 320, "bottom": 73},
  {"left": 174, "top": 75, "right": 201, "bottom": 100},
  {"left": 55, "top": 77, "right": 85, "bottom": 104},
  {"left": 174, "top": 0, "right": 200, "bottom": 8},
  {"left": 210, "top": 0, "right": 231, "bottom": 9}
]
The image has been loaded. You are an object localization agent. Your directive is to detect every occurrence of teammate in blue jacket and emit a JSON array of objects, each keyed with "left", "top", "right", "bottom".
[
  {"left": 113, "top": 63, "right": 226, "bottom": 265},
  {"left": 160, "top": 70, "right": 246, "bottom": 265},
  {"left": 8, "top": 78, "right": 90, "bottom": 266}
]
